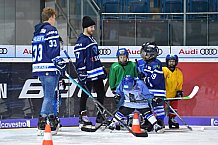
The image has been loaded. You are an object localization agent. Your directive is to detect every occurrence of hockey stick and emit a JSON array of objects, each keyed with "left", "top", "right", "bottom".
[
  {"left": 165, "top": 101, "right": 192, "bottom": 131},
  {"left": 62, "top": 49, "right": 108, "bottom": 125},
  {"left": 164, "top": 86, "right": 199, "bottom": 101},
  {"left": 62, "top": 50, "right": 133, "bottom": 133},
  {"left": 65, "top": 72, "right": 148, "bottom": 137}
]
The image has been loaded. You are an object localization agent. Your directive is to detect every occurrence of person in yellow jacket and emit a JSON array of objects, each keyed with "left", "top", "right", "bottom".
[{"left": 162, "top": 54, "right": 183, "bottom": 129}]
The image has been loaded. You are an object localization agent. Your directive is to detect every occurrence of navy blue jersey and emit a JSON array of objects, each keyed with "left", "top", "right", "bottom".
[
  {"left": 32, "top": 22, "right": 60, "bottom": 76},
  {"left": 137, "top": 59, "right": 166, "bottom": 98},
  {"left": 74, "top": 33, "right": 106, "bottom": 81}
]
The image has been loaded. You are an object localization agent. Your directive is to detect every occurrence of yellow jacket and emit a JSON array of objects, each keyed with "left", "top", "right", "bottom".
[{"left": 162, "top": 67, "right": 183, "bottom": 98}]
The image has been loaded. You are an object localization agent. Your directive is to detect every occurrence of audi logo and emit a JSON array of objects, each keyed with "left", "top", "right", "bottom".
[
  {"left": 0, "top": 48, "right": 8, "bottom": 54},
  {"left": 99, "top": 48, "right": 111, "bottom": 55},
  {"left": 200, "top": 48, "right": 217, "bottom": 55},
  {"left": 158, "top": 48, "right": 163, "bottom": 56}
]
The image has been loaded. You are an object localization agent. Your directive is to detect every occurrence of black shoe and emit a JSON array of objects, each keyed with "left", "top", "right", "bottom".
[
  {"left": 169, "top": 117, "right": 179, "bottom": 129},
  {"left": 79, "top": 110, "right": 92, "bottom": 126}
]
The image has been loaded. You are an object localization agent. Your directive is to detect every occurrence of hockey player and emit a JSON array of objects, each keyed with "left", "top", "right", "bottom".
[
  {"left": 136, "top": 42, "right": 166, "bottom": 129},
  {"left": 109, "top": 75, "right": 164, "bottom": 133},
  {"left": 109, "top": 48, "right": 137, "bottom": 107},
  {"left": 74, "top": 16, "right": 107, "bottom": 127},
  {"left": 162, "top": 54, "right": 183, "bottom": 129},
  {"left": 32, "top": 7, "right": 63, "bottom": 135}
]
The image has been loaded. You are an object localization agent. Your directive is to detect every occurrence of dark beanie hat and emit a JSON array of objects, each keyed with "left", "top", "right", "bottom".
[{"left": 82, "top": 16, "right": 96, "bottom": 29}]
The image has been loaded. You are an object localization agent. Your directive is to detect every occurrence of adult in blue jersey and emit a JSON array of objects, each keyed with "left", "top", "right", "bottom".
[
  {"left": 109, "top": 76, "right": 164, "bottom": 133},
  {"left": 74, "top": 16, "right": 107, "bottom": 127},
  {"left": 137, "top": 42, "right": 166, "bottom": 129},
  {"left": 32, "top": 7, "right": 60, "bottom": 135}
]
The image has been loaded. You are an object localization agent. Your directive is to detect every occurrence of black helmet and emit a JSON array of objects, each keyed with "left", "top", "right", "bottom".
[{"left": 140, "top": 42, "right": 159, "bottom": 61}]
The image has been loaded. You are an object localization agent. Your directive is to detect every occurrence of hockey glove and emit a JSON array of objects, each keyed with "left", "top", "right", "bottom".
[
  {"left": 78, "top": 71, "right": 87, "bottom": 86},
  {"left": 176, "top": 90, "right": 183, "bottom": 98},
  {"left": 52, "top": 56, "right": 67, "bottom": 76},
  {"left": 114, "top": 94, "right": 121, "bottom": 104},
  {"left": 138, "top": 72, "right": 145, "bottom": 80},
  {"left": 152, "top": 97, "right": 163, "bottom": 105}
]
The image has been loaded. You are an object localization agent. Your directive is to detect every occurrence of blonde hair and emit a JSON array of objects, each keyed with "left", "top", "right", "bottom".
[{"left": 41, "top": 7, "right": 56, "bottom": 22}]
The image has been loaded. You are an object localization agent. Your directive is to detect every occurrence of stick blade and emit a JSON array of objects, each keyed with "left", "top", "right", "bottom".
[
  {"left": 186, "top": 85, "right": 199, "bottom": 99},
  {"left": 133, "top": 132, "right": 148, "bottom": 137}
]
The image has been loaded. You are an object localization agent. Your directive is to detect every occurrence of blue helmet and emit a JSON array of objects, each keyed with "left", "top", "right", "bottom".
[
  {"left": 116, "top": 48, "right": 129, "bottom": 57},
  {"left": 166, "top": 54, "right": 178, "bottom": 66},
  {"left": 123, "top": 75, "right": 135, "bottom": 90}
]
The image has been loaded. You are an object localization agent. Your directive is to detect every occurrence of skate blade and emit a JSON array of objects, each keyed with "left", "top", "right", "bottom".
[
  {"left": 37, "top": 129, "right": 44, "bottom": 136},
  {"left": 51, "top": 129, "right": 58, "bottom": 135},
  {"left": 57, "top": 123, "right": 62, "bottom": 132},
  {"left": 156, "top": 128, "right": 165, "bottom": 134},
  {"left": 81, "top": 125, "right": 97, "bottom": 132}
]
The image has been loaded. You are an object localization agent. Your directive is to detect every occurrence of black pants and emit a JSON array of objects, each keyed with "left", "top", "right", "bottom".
[
  {"left": 79, "top": 79, "right": 105, "bottom": 114},
  {"left": 119, "top": 106, "right": 151, "bottom": 116}
]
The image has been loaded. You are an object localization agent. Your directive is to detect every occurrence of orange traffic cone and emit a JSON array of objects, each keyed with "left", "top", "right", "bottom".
[
  {"left": 42, "top": 123, "right": 53, "bottom": 145},
  {"left": 131, "top": 111, "right": 142, "bottom": 133}
]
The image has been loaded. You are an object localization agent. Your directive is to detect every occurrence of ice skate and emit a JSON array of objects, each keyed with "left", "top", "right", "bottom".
[
  {"left": 96, "top": 112, "right": 105, "bottom": 125},
  {"left": 154, "top": 123, "right": 165, "bottom": 133},
  {"left": 56, "top": 116, "right": 62, "bottom": 131},
  {"left": 48, "top": 114, "right": 58, "bottom": 135},
  {"left": 79, "top": 110, "right": 93, "bottom": 129},
  {"left": 169, "top": 116, "right": 179, "bottom": 129},
  {"left": 141, "top": 121, "right": 153, "bottom": 132},
  {"left": 157, "top": 119, "right": 165, "bottom": 128},
  {"left": 37, "top": 115, "right": 47, "bottom": 136},
  {"left": 108, "top": 121, "right": 120, "bottom": 131}
]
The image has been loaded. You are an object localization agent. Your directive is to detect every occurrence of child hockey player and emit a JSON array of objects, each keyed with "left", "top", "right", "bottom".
[
  {"left": 109, "top": 75, "right": 164, "bottom": 133},
  {"left": 136, "top": 42, "right": 166, "bottom": 129},
  {"left": 163, "top": 54, "right": 183, "bottom": 128},
  {"left": 109, "top": 48, "right": 137, "bottom": 107}
]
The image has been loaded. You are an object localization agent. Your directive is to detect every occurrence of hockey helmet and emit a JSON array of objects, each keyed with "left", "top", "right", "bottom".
[
  {"left": 116, "top": 48, "right": 129, "bottom": 58},
  {"left": 140, "top": 42, "right": 159, "bottom": 61},
  {"left": 166, "top": 54, "right": 178, "bottom": 67},
  {"left": 123, "top": 75, "right": 135, "bottom": 90}
]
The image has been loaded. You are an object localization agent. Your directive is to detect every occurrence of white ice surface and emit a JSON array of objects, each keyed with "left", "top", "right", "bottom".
[{"left": 0, "top": 126, "right": 218, "bottom": 145}]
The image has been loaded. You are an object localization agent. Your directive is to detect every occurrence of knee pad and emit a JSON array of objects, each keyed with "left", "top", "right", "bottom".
[{"left": 143, "top": 111, "right": 157, "bottom": 125}]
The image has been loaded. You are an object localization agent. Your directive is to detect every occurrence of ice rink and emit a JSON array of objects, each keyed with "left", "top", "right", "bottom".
[{"left": 0, "top": 126, "right": 218, "bottom": 145}]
